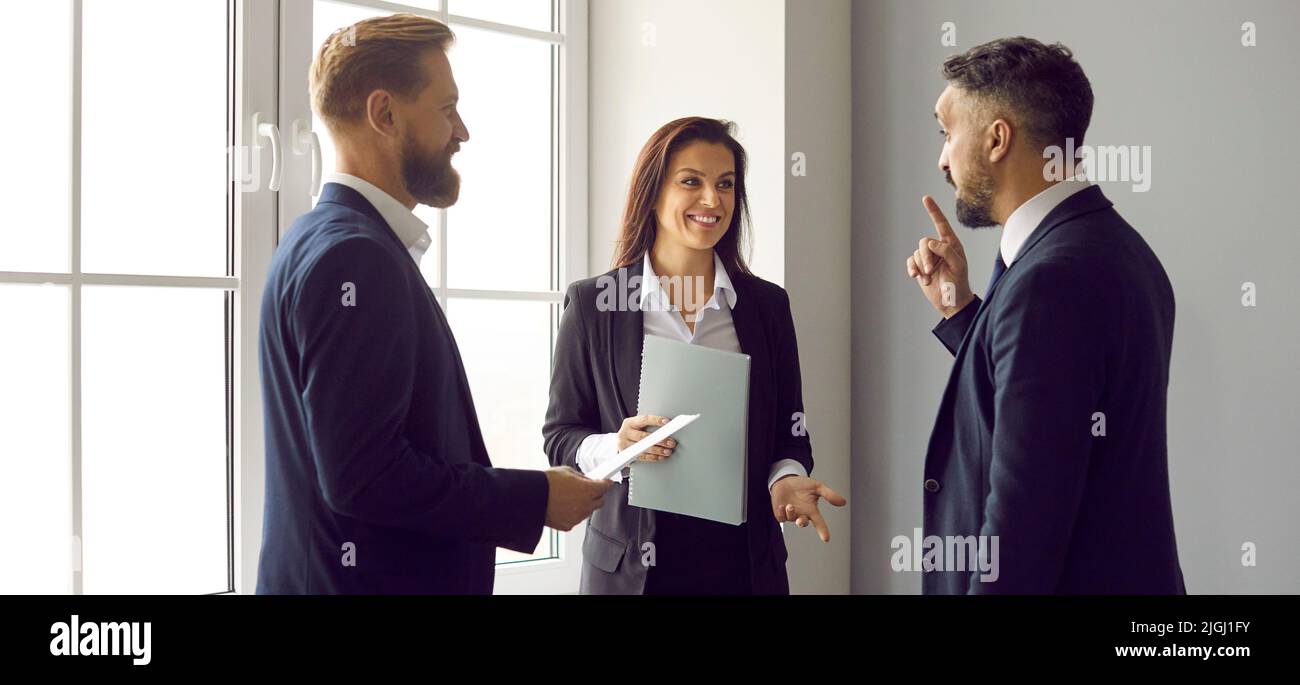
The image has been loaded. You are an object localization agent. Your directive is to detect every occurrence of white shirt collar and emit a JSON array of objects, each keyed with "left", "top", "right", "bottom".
[
  {"left": 640, "top": 251, "right": 738, "bottom": 311},
  {"left": 1000, "top": 178, "right": 1092, "bottom": 265},
  {"left": 323, "top": 172, "right": 429, "bottom": 250}
]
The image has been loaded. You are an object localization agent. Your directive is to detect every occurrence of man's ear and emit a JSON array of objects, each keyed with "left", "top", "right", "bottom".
[
  {"left": 987, "top": 118, "right": 1013, "bottom": 164},
  {"left": 364, "top": 89, "right": 398, "bottom": 138}
]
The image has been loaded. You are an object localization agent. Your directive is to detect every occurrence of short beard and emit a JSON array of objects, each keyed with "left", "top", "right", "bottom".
[
  {"left": 401, "top": 131, "right": 460, "bottom": 208},
  {"left": 948, "top": 166, "right": 998, "bottom": 229}
]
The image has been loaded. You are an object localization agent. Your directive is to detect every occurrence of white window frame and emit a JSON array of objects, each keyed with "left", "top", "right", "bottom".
[
  {"left": 248, "top": 0, "right": 589, "bottom": 595},
  {"left": 232, "top": 0, "right": 282, "bottom": 596},
  {"left": 0, "top": 0, "right": 274, "bottom": 595}
]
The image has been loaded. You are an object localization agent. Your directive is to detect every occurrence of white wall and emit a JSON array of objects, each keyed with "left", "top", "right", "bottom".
[{"left": 588, "top": 0, "right": 785, "bottom": 282}]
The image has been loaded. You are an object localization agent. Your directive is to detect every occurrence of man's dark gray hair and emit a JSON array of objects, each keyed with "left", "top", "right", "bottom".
[{"left": 941, "top": 36, "right": 1094, "bottom": 150}]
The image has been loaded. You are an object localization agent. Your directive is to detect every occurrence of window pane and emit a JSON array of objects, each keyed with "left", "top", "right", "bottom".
[
  {"left": 81, "top": 287, "right": 227, "bottom": 594},
  {"left": 0, "top": 285, "right": 72, "bottom": 593},
  {"left": 450, "top": 0, "right": 553, "bottom": 32},
  {"left": 445, "top": 298, "right": 556, "bottom": 560},
  {"left": 446, "top": 26, "right": 553, "bottom": 291},
  {"left": 81, "top": 0, "right": 227, "bottom": 277},
  {"left": 0, "top": 2, "right": 70, "bottom": 273}
]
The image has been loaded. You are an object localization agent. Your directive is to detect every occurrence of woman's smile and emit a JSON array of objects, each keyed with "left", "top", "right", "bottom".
[{"left": 686, "top": 212, "right": 723, "bottom": 229}]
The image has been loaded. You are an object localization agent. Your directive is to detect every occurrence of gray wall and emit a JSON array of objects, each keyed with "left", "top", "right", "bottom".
[
  {"left": 850, "top": 0, "right": 1300, "bottom": 593},
  {"left": 784, "top": 0, "right": 853, "bottom": 594}
]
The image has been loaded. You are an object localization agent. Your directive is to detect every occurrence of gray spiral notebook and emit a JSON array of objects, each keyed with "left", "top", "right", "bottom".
[{"left": 628, "top": 334, "right": 750, "bottom": 525}]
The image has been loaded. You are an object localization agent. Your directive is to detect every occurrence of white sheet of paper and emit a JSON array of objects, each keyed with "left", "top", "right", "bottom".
[{"left": 589, "top": 413, "right": 700, "bottom": 481}]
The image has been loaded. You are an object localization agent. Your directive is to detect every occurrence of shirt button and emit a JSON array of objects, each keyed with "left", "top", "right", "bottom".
[{"left": 924, "top": 478, "right": 940, "bottom": 493}]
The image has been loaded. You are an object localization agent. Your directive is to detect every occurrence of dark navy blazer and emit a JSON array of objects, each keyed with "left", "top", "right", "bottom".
[
  {"left": 924, "top": 185, "right": 1185, "bottom": 594},
  {"left": 256, "top": 182, "right": 548, "bottom": 594}
]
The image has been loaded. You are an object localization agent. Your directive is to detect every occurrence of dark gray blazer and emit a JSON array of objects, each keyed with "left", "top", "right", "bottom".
[
  {"left": 543, "top": 260, "right": 813, "bottom": 594},
  {"left": 923, "top": 185, "right": 1185, "bottom": 594}
]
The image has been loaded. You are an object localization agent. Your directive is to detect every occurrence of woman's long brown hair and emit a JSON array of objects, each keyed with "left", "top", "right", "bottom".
[{"left": 610, "top": 117, "right": 752, "bottom": 275}]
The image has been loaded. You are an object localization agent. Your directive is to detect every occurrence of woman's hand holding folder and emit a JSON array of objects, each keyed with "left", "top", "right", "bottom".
[{"left": 618, "top": 414, "right": 678, "bottom": 462}]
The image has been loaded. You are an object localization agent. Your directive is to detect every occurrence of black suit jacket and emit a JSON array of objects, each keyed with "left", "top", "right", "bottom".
[
  {"left": 924, "top": 185, "right": 1185, "bottom": 594},
  {"left": 543, "top": 260, "right": 813, "bottom": 594},
  {"left": 257, "top": 182, "right": 548, "bottom": 594}
]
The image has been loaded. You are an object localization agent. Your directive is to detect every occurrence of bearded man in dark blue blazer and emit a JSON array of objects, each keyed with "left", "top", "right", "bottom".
[
  {"left": 257, "top": 15, "right": 609, "bottom": 594},
  {"left": 905, "top": 37, "right": 1185, "bottom": 594}
]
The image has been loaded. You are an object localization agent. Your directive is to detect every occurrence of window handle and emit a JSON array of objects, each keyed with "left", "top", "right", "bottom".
[
  {"left": 252, "top": 112, "right": 282, "bottom": 192},
  {"left": 291, "top": 118, "right": 322, "bottom": 197}
]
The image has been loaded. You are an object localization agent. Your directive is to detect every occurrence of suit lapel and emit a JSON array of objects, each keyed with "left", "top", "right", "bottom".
[
  {"left": 728, "top": 272, "right": 763, "bottom": 361},
  {"left": 949, "top": 185, "right": 1113, "bottom": 362},
  {"left": 1011, "top": 184, "right": 1112, "bottom": 266},
  {"left": 728, "top": 272, "right": 766, "bottom": 495},
  {"left": 611, "top": 261, "right": 646, "bottom": 418},
  {"left": 321, "top": 182, "right": 491, "bottom": 463},
  {"left": 422, "top": 296, "right": 491, "bottom": 462}
]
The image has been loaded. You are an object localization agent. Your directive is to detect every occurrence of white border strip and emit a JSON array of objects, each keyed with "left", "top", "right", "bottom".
[
  {"left": 70, "top": 0, "right": 84, "bottom": 597},
  {"left": 318, "top": 0, "right": 563, "bottom": 43},
  {"left": 444, "top": 288, "right": 563, "bottom": 302},
  {"left": 0, "top": 272, "right": 241, "bottom": 289}
]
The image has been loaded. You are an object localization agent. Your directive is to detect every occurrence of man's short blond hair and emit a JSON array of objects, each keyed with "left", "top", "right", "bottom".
[{"left": 309, "top": 13, "right": 455, "bottom": 131}]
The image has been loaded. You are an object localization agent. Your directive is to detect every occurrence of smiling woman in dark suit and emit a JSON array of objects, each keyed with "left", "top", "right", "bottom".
[{"left": 543, "top": 117, "right": 845, "bottom": 595}]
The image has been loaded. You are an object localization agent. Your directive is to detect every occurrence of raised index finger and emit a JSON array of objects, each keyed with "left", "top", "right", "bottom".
[{"left": 922, "top": 195, "right": 956, "bottom": 241}]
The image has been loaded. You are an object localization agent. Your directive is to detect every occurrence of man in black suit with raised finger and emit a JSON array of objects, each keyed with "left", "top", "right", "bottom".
[{"left": 905, "top": 36, "right": 1184, "bottom": 594}]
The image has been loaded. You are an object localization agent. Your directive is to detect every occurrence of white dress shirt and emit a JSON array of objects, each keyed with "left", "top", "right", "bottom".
[
  {"left": 575, "top": 251, "right": 809, "bottom": 490},
  {"left": 1000, "top": 178, "right": 1092, "bottom": 265},
  {"left": 323, "top": 172, "right": 432, "bottom": 265}
]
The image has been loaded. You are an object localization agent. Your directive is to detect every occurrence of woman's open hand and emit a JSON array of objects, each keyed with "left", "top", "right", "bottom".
[{"left": 771, "top": 475, "right": 847, "bottom": 542}]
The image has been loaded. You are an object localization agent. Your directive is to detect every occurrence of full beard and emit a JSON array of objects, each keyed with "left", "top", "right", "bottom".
[
  {"left": 402, "top": 132, "right": 460, "bottom": 208},
  {"left": 948, "top": 167, "right": 997, "bottom": 229}
]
